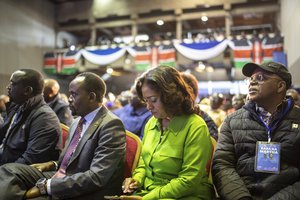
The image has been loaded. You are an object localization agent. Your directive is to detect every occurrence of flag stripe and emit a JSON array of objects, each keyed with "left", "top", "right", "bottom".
[
  {"left": 63, "top": 59, "right": 76, "bottom": 65},
  {"left": 135, "top": 54, "right": 151, "bottom": 61},
  {"left": 159, "top": 52, "right": 176, "bottom": 60},
  {"left": 233, "top": 50, "right": 252, "bottom": 58}
]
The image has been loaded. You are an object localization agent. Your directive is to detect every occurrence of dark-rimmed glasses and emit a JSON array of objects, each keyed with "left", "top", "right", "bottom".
[{"left": 244, "top": 73, "right": 283, "bottom": 85}]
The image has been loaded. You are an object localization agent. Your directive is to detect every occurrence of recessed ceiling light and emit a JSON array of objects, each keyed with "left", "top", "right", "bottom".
[
  {"left": 156, "top": 20, "right": 164, "bottom": 26},
  {"left": 201, "top": 16, "right": 208, "bottom": 22}
]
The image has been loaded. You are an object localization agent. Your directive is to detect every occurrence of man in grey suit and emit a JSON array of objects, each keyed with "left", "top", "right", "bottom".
[{"left": 0, "top": 72, "right": 126, "bottom": 200}]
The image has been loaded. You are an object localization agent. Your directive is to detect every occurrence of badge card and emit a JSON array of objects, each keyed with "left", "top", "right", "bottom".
[{"left": 255, "top": 141, "right": 281, "bottom": 174}]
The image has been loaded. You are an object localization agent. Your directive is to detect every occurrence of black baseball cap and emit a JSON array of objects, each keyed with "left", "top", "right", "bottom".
[{"left": 242, "top": 61, "right": 292, "bottom": 88}]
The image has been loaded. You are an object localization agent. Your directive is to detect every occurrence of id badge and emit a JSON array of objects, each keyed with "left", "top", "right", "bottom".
[{"left": 255, "top": 141, "right": 281, "bottom": 174}]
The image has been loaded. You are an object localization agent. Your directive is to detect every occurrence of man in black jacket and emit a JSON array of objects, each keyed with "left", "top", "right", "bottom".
[
  {"left": 43, "top": 79, "right": 73, "bottom": 127},
  {"left": 0, "top": 69, "right": 61, "bottom": 165},
  {"left": 212, "top": 61, "right": 300, "bottom": 200}
]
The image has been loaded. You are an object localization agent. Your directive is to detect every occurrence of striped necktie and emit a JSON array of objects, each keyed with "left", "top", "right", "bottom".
[{"left": 53, "top": 118, "right": 85, "bottom": 178}]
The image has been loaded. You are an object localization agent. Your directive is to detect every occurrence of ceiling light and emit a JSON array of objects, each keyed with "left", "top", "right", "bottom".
[
  {"left": 106, "top": 67, "right": 113, "bottom": 74},
  {"left": 197, "top": 62, "right": 206, "bottom": 70},
  {"left": 69, "top": 45, "right": 76, "bottom": 51},
  {"left": 201, "top": 16, "right": 208, "bottom": 22},
  {"left": 156, "top": 20, "right": 164, "bottom": 26}
]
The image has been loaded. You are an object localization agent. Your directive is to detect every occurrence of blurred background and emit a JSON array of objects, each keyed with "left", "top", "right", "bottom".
[{"left": 0, "top": 0, "right": 299, "bottom": 98}]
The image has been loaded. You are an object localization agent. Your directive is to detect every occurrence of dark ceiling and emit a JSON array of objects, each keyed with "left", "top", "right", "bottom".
[
  {"left": 48, "top": 0, "right": 91, "bottom": 4},
  {"left": 49, "top": 0, "right": 279, "bottom": 46}
]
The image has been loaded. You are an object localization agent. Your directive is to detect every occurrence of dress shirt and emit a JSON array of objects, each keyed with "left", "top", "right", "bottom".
[{"left": 47, "top": 107, "right": 101, "bottom": 194}]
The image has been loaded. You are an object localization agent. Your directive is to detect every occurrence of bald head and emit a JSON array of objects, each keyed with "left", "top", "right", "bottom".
[
  {"left": 0, "top": 95, "right": 9, "bottom": 103},
  {"left": 43, "top": 79, "right": 60, "bottom": 103},
  {"left": 0, "top": 94, "right": 9, "bottom": 112},
  {"left": 287, "top": 89, "right": 299, "bottom": 105}
]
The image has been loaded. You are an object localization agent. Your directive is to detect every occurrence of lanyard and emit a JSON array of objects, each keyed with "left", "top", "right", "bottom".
[
  {"left": 258, "top": 116, "right": 272, "bottom": 143},
  {"left": 258, "top": 99, "right": 292, "bottom": 143}
]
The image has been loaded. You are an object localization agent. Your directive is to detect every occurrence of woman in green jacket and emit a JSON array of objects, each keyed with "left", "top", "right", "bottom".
[{"left": 122, "top": 66, "right": 214, "bottom": 200}]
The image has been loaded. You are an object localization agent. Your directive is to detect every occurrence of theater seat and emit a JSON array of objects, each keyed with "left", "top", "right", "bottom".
[
  {"left": 208, "top": 137, "right": 217, "bottom": 182},
  {"left": 60, "top": 123, "right": 69, "bottom": 149},
  {"left": 209, "top": 136, "right": 219, "bottom": 199},
  {"left": 124, "top": 130, "right": 142, "bottom": 178}
]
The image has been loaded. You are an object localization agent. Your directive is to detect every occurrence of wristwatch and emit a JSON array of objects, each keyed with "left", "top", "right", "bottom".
[{"left": 36, "top": 178, "right": 47, "bottom": 195}]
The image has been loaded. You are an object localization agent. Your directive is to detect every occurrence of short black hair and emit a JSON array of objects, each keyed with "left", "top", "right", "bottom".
[
  {"left": 18, "top": 69, "right": 44, "bottom": 95},
  {"left": 76, "top": 72, "right": 106, "bottom": 102}
]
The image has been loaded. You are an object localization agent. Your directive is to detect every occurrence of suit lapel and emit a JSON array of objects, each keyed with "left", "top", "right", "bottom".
[{"left": 68, "top": 107, "right": 107, "bottom": 165}]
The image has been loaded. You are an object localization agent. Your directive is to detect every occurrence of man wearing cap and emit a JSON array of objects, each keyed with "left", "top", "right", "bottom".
[{"left": 212, "top": 61, "right": 300, "bottom": 200}]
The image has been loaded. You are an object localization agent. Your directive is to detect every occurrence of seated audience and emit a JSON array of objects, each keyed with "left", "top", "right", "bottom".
[
  {"left": 0, "top": 94, "right": 9, "bottom": 127},
  {"left": 0, "top": 69, "right": 61, "bottom": 165},
  {"left": 181, "top": 72, "right": 218, "bottom": 140},
  {"left": 202, "top": 93, "right": 226, "bottom": 128},
  {"left": 116, "top": 89, "right": 131, "bottom": 107},
  {"left": 221, "top": 93, "right": 234, "bottom": 114},
  {"left": 59, "top": 92, "right": 69, "bottom": 104},
  {"left": 113, "top": 85, "right": 152, "bottom": 139},
  {"left": 232, "top": 94, "right": 246, "bottom": 110},
  {"left": 213, "top": 61, "right": 300, "bottom": 199},
  {"left": 105, "top": 92, "right": 123, "bottom": 111},
  {"left": 122, "top": 66, "right": 214, "bottom": 199},
  {"left": 227, "top": 93, "right": 246, "bottom": 114},
  {"left": 0, "top": 72, "right": 126, "bottom": 200},
  {"left": 286, "top": 88, "right": 299, "bottom": 106},
  {"left": 43, "top": 79, "right": 73, "bottom": 126}
]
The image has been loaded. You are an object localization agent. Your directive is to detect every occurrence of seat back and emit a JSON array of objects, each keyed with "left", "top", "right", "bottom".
[
  {"left": 208, "top": 136, "right": 217, "bottom": 182},
  {"left": 60, "top": 123, "right": 70, "bottom": 149},
  {"left": 208, "top": 136, "right": 219, "bottom": 198},
  {"left": 124, "top": 130, "right": 142, "bottom": 178}
]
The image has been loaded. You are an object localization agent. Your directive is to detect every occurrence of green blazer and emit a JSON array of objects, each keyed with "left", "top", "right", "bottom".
[{"left": 133, "top": 114, "right": 214, "bottom": 200}]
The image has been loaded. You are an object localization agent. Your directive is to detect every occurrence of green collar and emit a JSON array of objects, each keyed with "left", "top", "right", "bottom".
[{"left": 148, "top": 115, "right": 191, "bottom": 136}]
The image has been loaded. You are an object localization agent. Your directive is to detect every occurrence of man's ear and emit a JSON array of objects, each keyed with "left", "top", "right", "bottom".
[
  {"left": 277, "top": 81, "right": 286, "bottom": 93},
  {"left": 24, "top": 86, "right": 33, "bottom": 96},
  {"left": 89, "top": 92, "right": 97, "bottom": 101}
]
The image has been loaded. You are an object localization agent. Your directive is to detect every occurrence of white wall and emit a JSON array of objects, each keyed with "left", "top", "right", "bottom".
[
  {"left": 281, "top": 0, "right": 300, "bottom": 87},
  {"left": 57, "top": 31, "right": 78, "bottom": 48},
  {"left": 0, "top": 0, "right": 56, "bottom": 93}
]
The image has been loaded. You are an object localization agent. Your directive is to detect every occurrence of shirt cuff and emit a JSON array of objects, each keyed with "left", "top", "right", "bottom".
[{"left": 46, "top": 179, "right": 52, "bottom": 195}]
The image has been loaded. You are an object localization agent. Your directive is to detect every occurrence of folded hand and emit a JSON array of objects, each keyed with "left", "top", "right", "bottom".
[
  {"left": 122, "top": 178, "right": 140, "bottom": 194},
  {"left": 25, "top": 186, "right": 41, "bottom": 199},
  {"left": 120, "top": 195, "right": 142, "bottom": 200},
  {"left": 30, "top": 161, "right": 56, "bottom": 172}
]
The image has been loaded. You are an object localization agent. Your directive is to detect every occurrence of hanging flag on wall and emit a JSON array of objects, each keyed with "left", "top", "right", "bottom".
[
  {"left": 43, "top": 50, "right": 81, "bottom": 75},
  {"left": 230, "top": 34, "right": 284, "bottom": 68},
  {"left": 173, "top": 40, "right": 229, "bottom": 61},
  {"left": 134, "top": 46, "right": 152, "bottom": 71},
  {"left": 80, "top": 48, "right": 126, "bottom": 65},
  {"left": 129, "top": 44, "right": 176, "bottom": 71},
  {"left": 43, "top": 52, "right": 60, "bottom": 74},
  {"left": 262, "top": 34, "right": 283, "bottom": 62},
  {"left": 158, "top": 44, "right": 176, "bottom": 67},
  {"left": 60, "top": 50, "right": 81, "bottom": 75},
  {"left": 229, "top": 38, "right": 253, "bottom": 69},
  {"left": 251, "top": 37, "right": 263, "bottom": 64}
]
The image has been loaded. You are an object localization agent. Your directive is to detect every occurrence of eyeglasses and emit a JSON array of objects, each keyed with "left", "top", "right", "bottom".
[{"left": 244, "top": 73, "right": 282, "bottom": 85}]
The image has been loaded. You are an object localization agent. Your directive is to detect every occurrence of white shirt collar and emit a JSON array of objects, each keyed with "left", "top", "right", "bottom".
[{"left": 80, "top": 106, "right": 101, "bottom": 136}]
